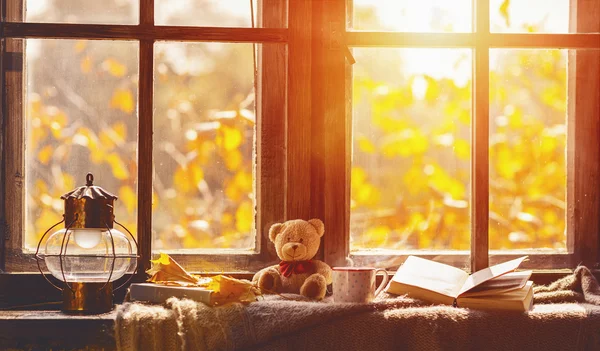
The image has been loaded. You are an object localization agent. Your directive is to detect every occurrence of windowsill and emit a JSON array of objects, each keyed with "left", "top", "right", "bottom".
[
  {"left": 3, "top": 298, "right": 600, "bottom": 351},
  {"left": 0, "top": 309, "right": 117, "bottom": 350}
]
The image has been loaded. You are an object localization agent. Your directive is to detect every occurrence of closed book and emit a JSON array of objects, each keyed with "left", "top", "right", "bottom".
[
  {"left": 129, "top": 283, "right": 213, "bottom": 305},
  {"left": 386, "top": 256, "right": 533, "bottom": 311}
]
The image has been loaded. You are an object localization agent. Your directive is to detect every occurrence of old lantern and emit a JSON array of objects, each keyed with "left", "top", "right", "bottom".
[{"left": 35, "top": 173, "right": 138, "bottom": 313}]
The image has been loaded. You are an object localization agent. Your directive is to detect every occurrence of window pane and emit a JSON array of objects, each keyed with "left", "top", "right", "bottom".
[
  {"left": 24, "top": 0, "right": 139, "bottom": 24},
  {"left": 351, "top": 48, "right": 472, "bottom": 252},
  {"left": 489, "top": 0, "right": 598, "bottom": 33},
  {"left": 26, "top": 39, "right": 139, "bottom": 250},
  {"left": 155, "top": 0, "right": 281, "bottom": 27},
  {"left": 153, "top": 42, "right": 257, "bottom": 251},
  {"left": 489, "top": 49, "right": 567, "bottom": 251},
  {"left": 351, "top": 0, "right": 472, "bottom": 32}
]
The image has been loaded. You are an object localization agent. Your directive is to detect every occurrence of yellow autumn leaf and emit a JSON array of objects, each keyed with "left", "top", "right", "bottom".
[
  {"left": 113, "top": 122, "right": 127, "bottom": 140},
  {"left": 35, "top": 209, "right": 62, "bottom": 243},
  {"left": 357, "top": 136, "right": 376, "bottom": 154},
  {"left": 224, "top": 149, "right": 242, "bottom": 171},
  {"left": 152, "top": 191, "right": 159, "bottom": 210},
  {"left": 110, "top": 88, "right": 135, "bottom": 114},
  {"left": 191, "top": 166, "right": 204, "bottom": 188},
  {"left": 225, "top": 181, "right": 242, "bottom": 202},
  {"left": 99, "top": 122, "right": 127, "bottom": 150},
  {"left": 74, "top": 40, "right": 86, "bottom": 53},
  {"left": 119, "top": 186, "right": 136, "bottom": 214},
  {"left": 221, "top": 125, "right": 242, "bottom": 151},
  {"left": 106, "top": 153, "right": 130, "bottom": 180},
  {"left": 103, "top": 58, "right": 127, "bottom": 77},
  {"left": 80, "top": 56, "right": 92, "bottom": 73},
  {"left": 99, "top": 130, "right": 116, "bottom": 150},
  {"left": 146, "top": 253, "right": 200, "bottom": 285},
  {"left": 208, "top": 275, "right": 259, "bottom": 305},
  {"left": 351, "top": 167, "right": 367, "bottom": 188},
  {"left": 453, "top": 139, "right": 470, "bottom": 160},
  {"left": 173, "top": 166, "right": 192, "bottom": 194},
  {"left": 233, "top": 170, "right": 253, "bottom": 193},
  {"left": 37, "top": 144, "right": 53, "bottom": 165}
]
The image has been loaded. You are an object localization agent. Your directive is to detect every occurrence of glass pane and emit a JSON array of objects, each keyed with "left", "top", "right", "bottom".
[
  {"left": 351, "top": 48, "right": 472, "bottom": 252},
  {"left": 352, "top": 0, "right": 472, "bottom": 32},
  {"left": 24, "top": 0, "right": 139, "bottom": 24},
  {"left": 489, "top": 49, "right": 567, "bottom": 250},
  {"left": 490, "top": 0, "right": 598, "bottom": 33},
  {"left": 25, "top": 39, "right": 139, "bottom": 250},
  {"left": 156, "top": 0, "right": 278, "bottom": 27},
  {"left": 153, "top": 42, "right": 257, "bottom": 251}
]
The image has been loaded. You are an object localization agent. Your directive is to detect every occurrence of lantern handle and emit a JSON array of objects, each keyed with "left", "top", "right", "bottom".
[
  {"left": 35, "top": 216, "right": 66, "bottom": 291},
  {"left": 59, "top": 216, "right": 78, "bottom": 293},
  {"left": 100, "top": 222, "right": 117, "bottom": 291},
  {"left": 86, "top": 173, "right": 94, "bottom": 186},
  {"left": 113, "top": 219, "right": 140, "bottom": 292}
]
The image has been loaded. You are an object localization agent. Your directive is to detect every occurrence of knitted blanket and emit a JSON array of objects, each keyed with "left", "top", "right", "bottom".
[{"left": 116, "top": 266, "right": 600, "bottom": 351}]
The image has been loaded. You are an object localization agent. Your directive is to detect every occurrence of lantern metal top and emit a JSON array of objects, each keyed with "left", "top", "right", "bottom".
[
  {"left": 61, "top": 173, "right": 118, "bottom": 201},
  {"left": 62, "top": 173, "right": 117, "bottom": 229}
]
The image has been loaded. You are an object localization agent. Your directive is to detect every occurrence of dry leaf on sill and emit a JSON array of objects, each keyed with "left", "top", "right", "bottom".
[
  {"left": 146, "top": 252, "right": 204, "bottom": 285},
  {"left": 145, "top": 253, "right": 260, "bottom": 305},
  {"left": 208, "top": 274, "right": 261, "bottom": 305}
]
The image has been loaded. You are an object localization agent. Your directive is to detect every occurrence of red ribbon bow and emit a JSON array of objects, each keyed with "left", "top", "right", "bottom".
[{"left": 279, "top": 260, "right": 314, "bottom": 277}]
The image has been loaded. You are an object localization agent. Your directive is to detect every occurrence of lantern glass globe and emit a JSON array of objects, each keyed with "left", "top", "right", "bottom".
[{"left": 44, "top": 228, "right": 133, "bottom": 283}]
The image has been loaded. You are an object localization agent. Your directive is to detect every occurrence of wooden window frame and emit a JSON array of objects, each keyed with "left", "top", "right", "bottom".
[
  {"left": 325, "top": 0, "right": 600, "bottom": 271},
  {"left": 0, "top": 0, "right": 289, "bottom": 276},
  {"left": 0, "top": 0, "right": 598, "bottom": 308}
]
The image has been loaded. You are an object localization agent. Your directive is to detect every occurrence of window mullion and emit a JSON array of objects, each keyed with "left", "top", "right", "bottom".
[
  {"left": 567, "top": 0, "right": 600, "bottom": 267},
  {"left": 257, "top": 0, "right": 287, "bottom": 261},
  {"left": 471, "top": 0, "right": 490, "bottom": 272},
  {"left": 287, "top": 0, "right": 312, "bottom": 220},
  {"left": 2, "top": 0, "right": 25, "bottom": 271},
  {"left": 136, "top": 0, "right": 154, "bottom": 278},
  {"left": 321, "top": 0, "right": 348, "bottom": 267}
]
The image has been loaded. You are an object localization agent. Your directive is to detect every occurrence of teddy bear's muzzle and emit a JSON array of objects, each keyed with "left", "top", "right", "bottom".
[{"left": 281, "top": 242, "right": 308, "bottom": 261}]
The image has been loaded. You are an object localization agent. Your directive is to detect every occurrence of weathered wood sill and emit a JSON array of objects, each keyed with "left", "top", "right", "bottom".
[{"left": 0, "top": 310, "right": 117, "bottom": 350}]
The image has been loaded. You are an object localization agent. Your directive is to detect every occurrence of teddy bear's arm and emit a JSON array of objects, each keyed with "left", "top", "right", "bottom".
[
  {"left": 253, "top": 265, "right": 283, "bottom": 293},
  {"left": 312, "top": 260, "right": 333, "bottom": 284}
]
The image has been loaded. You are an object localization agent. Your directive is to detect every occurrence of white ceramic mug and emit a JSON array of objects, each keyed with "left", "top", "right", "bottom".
[{"left": 332, "top": 267, "right": 389, "bottom": 303}]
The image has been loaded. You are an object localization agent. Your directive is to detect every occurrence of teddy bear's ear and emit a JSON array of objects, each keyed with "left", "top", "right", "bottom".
[
  {"left": 308, "top": 219, "right": 325, "bottom": 237},
  {"left": 268, "top": 223, "right": 284, "bottom": 242}
]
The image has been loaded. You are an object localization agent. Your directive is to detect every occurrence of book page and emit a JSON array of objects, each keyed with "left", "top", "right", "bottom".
[
  {"left": 458, "top": 271, "right": 531, "bottom": 297},
  {"left": 456, "top": 281, "right": 534, "bottom": 311},
  {"left": 392, "top": 256, "right": 469, "bottom": 298},
  {"left": 458, "top": 256, "right": 528, "bottom": 296}
]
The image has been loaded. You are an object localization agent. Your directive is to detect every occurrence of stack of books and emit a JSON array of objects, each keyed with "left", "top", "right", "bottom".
[{"left": 386, "top": 256, "right": 533, "bottom": 311}]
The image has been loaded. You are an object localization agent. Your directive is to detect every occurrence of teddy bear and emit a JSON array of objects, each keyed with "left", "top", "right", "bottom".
[{"left": 252, "top": 219, "right": 332, "bottom": 300}]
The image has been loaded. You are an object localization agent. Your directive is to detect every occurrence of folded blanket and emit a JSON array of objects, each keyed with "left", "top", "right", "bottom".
[
  {"left": 534, "top": 266, "right": 600, "bottom": 305},
  {"left": 116, "top": 267, "right": 600, "bottom": 351}
]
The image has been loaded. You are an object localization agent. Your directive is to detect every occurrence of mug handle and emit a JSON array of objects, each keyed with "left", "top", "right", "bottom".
[{"left": 374, "top": 268, "right": 389, "bottom": 297}]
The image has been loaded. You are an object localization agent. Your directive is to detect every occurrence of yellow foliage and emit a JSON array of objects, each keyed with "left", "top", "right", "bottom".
[
  {"left": 119, "top": 186, "right": 136, "bottom": 214},
  {"left": 173, "top": 165, "right": 204, "bottom": 194},
  {"left": 103, "top": 58, "right": 128, "bottom": 77},
  {"left": 106, "top": 153, "right": 130, "bottom": 180},
  {"left": 74, "top": 40, "right": 87, "bottom": 53},
  {"left": 219, "top": 125, "right": 243, "bottom": 151},
  {"left": 224, "top": 149, "right": 242, "bottom": 171},
  {"left": 80, "top": 56, "right": 92, "bottom": 74},
  {"left": 37, "top": 145, "right": 53, "bottom": 165},
  {"left": 110, "top": 88, "right": 135, "bottom": 114},
  {"left": 357, "top": 136, "right": 376, "bottom": 154},
  {"left": 235, "top": 200, "right": 254, "bottom": 233},
  {"left": 453, "top": 139, "right": 470, "bottom": 160}
]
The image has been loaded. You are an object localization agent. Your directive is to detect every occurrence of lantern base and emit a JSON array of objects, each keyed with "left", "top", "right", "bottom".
[{"left": 62, "top": 282, "right": 113, "bottom": 314}]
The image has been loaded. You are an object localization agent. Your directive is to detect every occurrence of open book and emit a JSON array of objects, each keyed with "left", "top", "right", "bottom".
[{"left": 386, "top": 256, "right": 533, "bottom": 311}]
